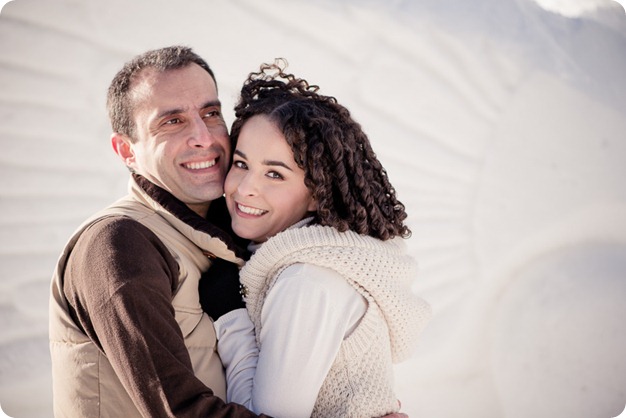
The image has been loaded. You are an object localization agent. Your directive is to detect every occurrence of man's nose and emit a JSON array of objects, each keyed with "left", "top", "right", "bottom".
[{"left": 188, "top": 115, "right": 214, "bottom": 148}]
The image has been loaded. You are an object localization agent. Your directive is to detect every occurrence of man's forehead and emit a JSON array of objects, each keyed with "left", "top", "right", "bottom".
[{"left": 130, "top": 66, "right": 219, "bottom": 112}]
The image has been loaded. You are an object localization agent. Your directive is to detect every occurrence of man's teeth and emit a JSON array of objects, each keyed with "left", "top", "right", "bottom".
[
  {"left": 237, "top": 203, "right": 266, "bottom": 216},
  {"left": 185, "top": 160, "right": 216, "bottom": 170}
]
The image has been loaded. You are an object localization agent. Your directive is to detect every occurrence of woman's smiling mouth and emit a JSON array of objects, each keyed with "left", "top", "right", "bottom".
[{"left": 236, "top": 202, "right": 267, "bottom": 216}]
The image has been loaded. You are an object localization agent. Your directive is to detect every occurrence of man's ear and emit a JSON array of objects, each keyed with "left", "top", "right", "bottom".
[{"left": 111, "top": 133, "right": 136, "bottom": 168}]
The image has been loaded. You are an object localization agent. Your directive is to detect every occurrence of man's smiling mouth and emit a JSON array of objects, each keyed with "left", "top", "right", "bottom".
[{"left": 183, "top": 159, "right": 217, "bottom": 170}]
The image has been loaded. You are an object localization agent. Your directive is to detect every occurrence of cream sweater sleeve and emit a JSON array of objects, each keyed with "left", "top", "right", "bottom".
[{"left": 217, "top": 263, "right": 366, "bottom": 417}]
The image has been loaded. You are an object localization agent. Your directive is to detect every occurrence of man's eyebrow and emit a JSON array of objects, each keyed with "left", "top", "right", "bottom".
[
  {"left": 233, "top": 149, "right": 294, "bottom": 171},
  {"left": 200, "top": 100, "right": 222, "bottom": 110},
  {"left": 156, "top": 107, "right": 183, "bottom": 120},
  {"left": 156, "top": 100, "right": 222, "bottom": 120}
]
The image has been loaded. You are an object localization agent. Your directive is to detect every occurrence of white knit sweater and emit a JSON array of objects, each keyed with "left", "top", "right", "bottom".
[{"left": 240, "top": 222, "right": 432, "bottom": 418}]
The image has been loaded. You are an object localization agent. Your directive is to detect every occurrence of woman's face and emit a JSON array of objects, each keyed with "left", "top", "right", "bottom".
[{"left": 224, "top": 115, "right": 316, "bottom": 243}]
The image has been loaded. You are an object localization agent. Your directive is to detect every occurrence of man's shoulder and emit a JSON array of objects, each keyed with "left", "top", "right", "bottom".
[
  {"left": 79, "top": 214, "right": 163, "bottom": 251},
  {"left": 86, "top": 214, "right": 150, "bottom": 232},
  {"left": 68, "top": 214, "right": 177, "bottom": 283}
]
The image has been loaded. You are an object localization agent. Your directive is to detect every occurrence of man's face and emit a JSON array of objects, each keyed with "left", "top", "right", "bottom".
[{"left": 122, "top": 63, "right": 230, "bottom": 217}]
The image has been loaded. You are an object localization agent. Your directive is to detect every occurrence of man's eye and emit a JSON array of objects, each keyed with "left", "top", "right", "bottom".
[
  {"left": 165, "top": 118, "right": 181, "bottom": 125},
  {"left": 204, "top": 110, "right": 221, "bottom": 118}
]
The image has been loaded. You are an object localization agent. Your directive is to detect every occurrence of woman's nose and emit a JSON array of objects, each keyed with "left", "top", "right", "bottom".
[{"left": 236, "top": 172, "right": 258, "bottom": 196}]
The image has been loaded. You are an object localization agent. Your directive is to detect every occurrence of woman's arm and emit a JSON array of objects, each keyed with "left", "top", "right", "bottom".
[
  {"left": 214, "top": 308, "right": 259, "bottom": 406},
  {"left": 251, "top": 263, "right": 366, "bottom": 417}
]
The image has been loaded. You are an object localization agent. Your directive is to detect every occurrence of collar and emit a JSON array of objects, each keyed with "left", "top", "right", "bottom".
[
  {"left": 131, "top": 173, "right": 250, "bottom": 263},
  {"left": 247, "top": 217, "right": 315, "bottom": 254}
]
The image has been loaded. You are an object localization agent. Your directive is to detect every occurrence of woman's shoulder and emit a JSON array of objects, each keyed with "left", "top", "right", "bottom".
[
  {"left": 273, "top": 262, "right": 367, "bottom": 312},
  {"left": 279, "top": 262, "right": 344, "bottom": 285}
]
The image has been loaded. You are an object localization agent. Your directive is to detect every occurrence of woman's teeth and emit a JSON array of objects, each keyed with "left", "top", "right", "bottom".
[{"left": 237, "top": 203, "right": 267, "bottom": 216}]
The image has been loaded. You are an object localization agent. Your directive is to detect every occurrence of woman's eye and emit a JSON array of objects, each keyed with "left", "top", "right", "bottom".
[
  {"left": 267, "top": 171, "right": 283, "bottom": 180},
  {"left": 233, "top": 160, "right": 247, "bottom": 169}
]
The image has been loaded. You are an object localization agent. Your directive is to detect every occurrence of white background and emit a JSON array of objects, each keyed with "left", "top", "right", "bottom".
[{"left": 1, "top": 0, "right": 626, "bottom": 417}]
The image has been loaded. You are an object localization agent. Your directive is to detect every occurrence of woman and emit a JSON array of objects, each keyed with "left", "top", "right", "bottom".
[{"left": 209, "top": 60, "right": 431, "bottom": 418}]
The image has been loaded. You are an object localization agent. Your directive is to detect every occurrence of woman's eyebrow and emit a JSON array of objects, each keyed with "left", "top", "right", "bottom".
[
  {"left": 234, "top": 149, "right": 294, "bottom": 171},
  {"left": 263, "top": 159, "right": 293, "bottom": 171}
]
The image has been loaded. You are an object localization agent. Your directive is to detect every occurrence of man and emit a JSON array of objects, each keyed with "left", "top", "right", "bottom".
[{"left": 49, "top": 46, "right": 269, "bottom": 417}]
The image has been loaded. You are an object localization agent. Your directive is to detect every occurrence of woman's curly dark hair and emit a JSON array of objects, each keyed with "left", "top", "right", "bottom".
[{"left": 230, "top": 59, "right": 411, "bottom": 241}]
